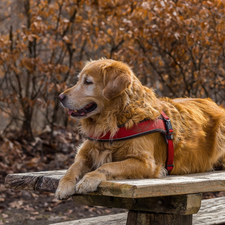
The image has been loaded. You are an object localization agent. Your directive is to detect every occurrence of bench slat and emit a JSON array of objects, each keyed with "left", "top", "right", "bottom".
[
  {"left": 193, "top": 197, "right": 225, "bottom": 225},
  {"left": 51, "top": 213, "right": 128, "bottom": 225},
  {"left": 5, "top": 170, "right": 66, "bottom": 193},
  {"left": 5, "top": 170, "right": 225, "bottom": 198}
]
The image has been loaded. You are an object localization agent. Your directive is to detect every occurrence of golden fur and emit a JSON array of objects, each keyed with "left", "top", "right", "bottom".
[{"left": 55, "top": 59, "right": 225, "bottom": 199}]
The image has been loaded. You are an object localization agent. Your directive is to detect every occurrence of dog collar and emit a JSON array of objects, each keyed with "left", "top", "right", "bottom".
[{"left": 88, "top": 111, "right": 174, "bottom": 172}]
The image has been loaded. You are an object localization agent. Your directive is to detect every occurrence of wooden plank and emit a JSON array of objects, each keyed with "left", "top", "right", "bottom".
[
  {"left": 5, "top": 170, "right": 225, "bottom": 198},
  {"left": 50, "top": 213, "right": 128, "bottom": 225},
  {"left": 50, "top": 213, "right": 192, "bottom": 225},
  {"left": 4, "top": 170, "right": 65, "bottom": 192},
  {"left": 72, "top": 194, "right": 202, "bottom": 215},
  {"left": 99, "top": 171, "right": 225, "bottom": 198},
  {"left": 193, "top": 197, "right": 225, "bottom": 225}
]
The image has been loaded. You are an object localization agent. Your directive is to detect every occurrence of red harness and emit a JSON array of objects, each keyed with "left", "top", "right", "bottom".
[{"left": 88, "top": 111, "right": 174, "bottom": 172}]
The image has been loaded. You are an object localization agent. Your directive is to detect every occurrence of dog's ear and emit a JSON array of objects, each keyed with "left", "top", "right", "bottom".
[{"left": 102, "top": 62, "right": 132, "bottom": 101}]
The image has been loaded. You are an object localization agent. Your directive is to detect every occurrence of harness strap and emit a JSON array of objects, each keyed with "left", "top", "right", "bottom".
[
  {"left": 88, "top": 119, "right": 166, "bottom": 141},
  {"left": 88, "top": 111, "right": 174, "bottom": 173},
  {"left": 161, "top": 111, "right": 174, "bottom": 172}
]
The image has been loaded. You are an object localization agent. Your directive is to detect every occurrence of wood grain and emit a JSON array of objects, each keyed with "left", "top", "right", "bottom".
[
  {"left": 5, "top": 170, "right": 225, "bottom": 198},
  {"left": 5, "top": 170, "right": 66, "bottom": 192},
  {"left": 50, "top": 213, "right": 128, "bottom": 225},
  {"left": 193, "top": 197, "right": 225, "bottom": 225}
]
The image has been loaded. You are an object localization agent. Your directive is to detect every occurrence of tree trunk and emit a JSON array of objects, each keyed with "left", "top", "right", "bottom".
[{"left": 20, "top": 111, "right": 34, "bottom": 141}]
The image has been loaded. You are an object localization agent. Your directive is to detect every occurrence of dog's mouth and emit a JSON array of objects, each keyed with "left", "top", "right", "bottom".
[{"left": 68, "top": 102, "right": 97, "bottom": 117}]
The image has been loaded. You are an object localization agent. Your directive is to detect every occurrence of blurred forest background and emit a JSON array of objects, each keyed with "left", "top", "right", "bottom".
[{"left": 1, "top": 0, "right": 225, "bottom": 224}]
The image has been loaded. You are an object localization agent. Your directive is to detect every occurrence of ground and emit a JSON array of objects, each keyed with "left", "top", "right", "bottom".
[{"left": 0, "top": 185, "right": 126, "bottom": 225}]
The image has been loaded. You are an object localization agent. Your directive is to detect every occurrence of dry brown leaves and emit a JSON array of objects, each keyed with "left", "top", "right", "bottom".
[{"left": 0, "top": 125, "right": 84, "bottom": 184}]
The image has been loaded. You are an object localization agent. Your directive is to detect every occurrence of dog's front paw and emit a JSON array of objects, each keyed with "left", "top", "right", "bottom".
[
  {"left": 55, "top": 178, "right": 76, "bottom": 200},
  {"left": 76, "top": 172, "right": 105, "bottom": 194}
]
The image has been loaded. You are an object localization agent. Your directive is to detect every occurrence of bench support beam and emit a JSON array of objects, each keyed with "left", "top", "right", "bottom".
[
  {"left": 72, "top": 193, "right": 202, "bottom": 215},
  {"left": 126, "top": 211, "right": 192, "bottom": 225}
]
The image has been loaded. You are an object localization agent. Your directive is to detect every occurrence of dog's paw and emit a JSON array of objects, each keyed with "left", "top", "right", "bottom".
[
  {"left": 55, "top": 179, "right": 76, "bottom": 200},
  {"left": 76, "top": 172, "right": 105, "bottom": 194}
]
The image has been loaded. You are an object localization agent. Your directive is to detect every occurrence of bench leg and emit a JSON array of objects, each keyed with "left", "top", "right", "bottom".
[{"left": 126, "top": 210, "right": 192, "bottom": 225}]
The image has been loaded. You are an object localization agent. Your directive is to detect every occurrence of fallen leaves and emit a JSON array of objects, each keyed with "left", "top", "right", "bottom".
[
  {"left": 0, "top": 125, "right": 84, "bottom": 189},
  {"left": 9, "top": 200, "right": 23, "bottom": 209},
  {"left": 0, "top": 189, "right": 127, "bottom": 224},
  {"left": 0, "top": 125, "right": 86, "bottom": 224}
]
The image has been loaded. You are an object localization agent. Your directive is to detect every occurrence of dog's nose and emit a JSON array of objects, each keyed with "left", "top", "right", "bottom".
[{"left": 59, "top": 93, "right": 65, "bottom": 101}]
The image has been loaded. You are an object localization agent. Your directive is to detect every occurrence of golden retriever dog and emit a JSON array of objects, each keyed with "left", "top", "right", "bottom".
[{"left": 55, "top": 58, "right": 225, "bottom": 200}]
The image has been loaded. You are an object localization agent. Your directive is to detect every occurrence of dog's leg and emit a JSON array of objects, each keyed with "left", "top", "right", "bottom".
[
  {"left": 55, "top": 144, "right": 92, "bottom": 200},
  {"left": 55, "top": 157, "right": 91, "bottom": 200},
  {"left": 76, "top": 158, "right": 160, "bottom": 194}
]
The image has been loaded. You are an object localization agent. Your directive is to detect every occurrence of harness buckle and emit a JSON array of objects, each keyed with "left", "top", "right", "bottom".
[
  {"left": 163, "top": 117, "right": 173, "bottom": 138},
  {"left": 165, "top": 134, "right": 174, "bottom": 140}
]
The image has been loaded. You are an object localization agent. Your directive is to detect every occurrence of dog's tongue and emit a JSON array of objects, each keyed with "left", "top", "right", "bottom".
[
  {"left": 80, "top": 111, "right": 86, "bottom": 115},
  {"left": 68, "top": 109, "right": 73, "bottom": 115}
]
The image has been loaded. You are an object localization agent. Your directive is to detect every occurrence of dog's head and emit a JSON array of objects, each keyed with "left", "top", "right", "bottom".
[{"left": 59, "top": 59, "right": 132, "bottom": 119}]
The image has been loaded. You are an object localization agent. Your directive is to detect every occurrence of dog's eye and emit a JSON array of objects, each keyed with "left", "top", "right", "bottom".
[{"left": 84, "top": 79, "right": 93, "bottom": 85}]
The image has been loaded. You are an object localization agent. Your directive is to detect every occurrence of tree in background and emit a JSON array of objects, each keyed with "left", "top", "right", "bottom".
[
  {"left": 0, "top": 0, "right": 83, "bottom": 140},
  {"left": 0, "top": 0, "right": 225, "bottom": 141}
]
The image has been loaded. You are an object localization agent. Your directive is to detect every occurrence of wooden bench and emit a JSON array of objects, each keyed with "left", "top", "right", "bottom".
[{"left": 5, "top": 170, "right": 225, "bottom": 225}]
